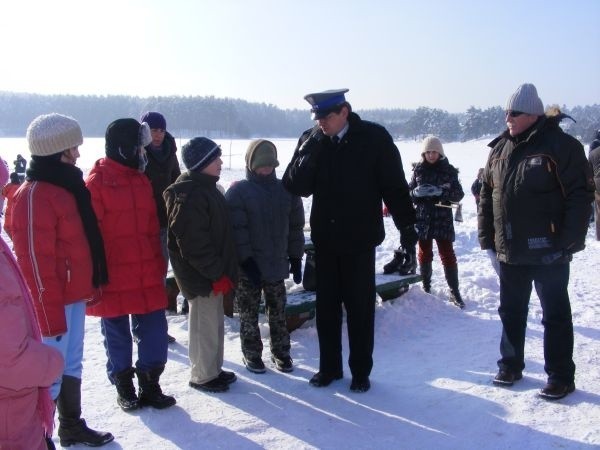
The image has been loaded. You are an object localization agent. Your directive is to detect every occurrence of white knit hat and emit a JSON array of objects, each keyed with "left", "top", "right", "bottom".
[
  {"left": 505, "top": 83, "right": 544, "bottom": 116},
  {"left": 421, "top": 135, "right": 445, "bottom": 159},
  {"left": 26, "top": 113, "right": 83, "bottom": 156}
]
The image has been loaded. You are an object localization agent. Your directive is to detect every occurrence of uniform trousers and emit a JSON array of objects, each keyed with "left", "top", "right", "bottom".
[{"left": 315, "top": 247, "right": 376, "bottom": 379}]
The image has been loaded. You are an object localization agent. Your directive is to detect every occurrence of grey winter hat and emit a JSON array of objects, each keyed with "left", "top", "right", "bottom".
[
  {"left": 505, "top": 83, "right": 544, "bottom": 116},
  {"left": 246, "top": 139, "right": 279, "bottom": 171}
]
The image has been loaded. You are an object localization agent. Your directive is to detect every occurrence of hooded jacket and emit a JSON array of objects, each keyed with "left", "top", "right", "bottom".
[
  {"left": 226, "top": 164, "right": 305, "bottom": 283},
  {"left": 85, "top": 157, "right": 167, "bottom": 317},
  {"left": 478, "top": 111, "right": 594, "bottom": 264},
  {"left": 164, "top": 171, "right": 238, "bottom": 299}
]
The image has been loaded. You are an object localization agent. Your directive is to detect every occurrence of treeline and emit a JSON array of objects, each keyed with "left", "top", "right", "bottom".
[{"left": 0, "top": 92, "right": 598, "bottom": 143}]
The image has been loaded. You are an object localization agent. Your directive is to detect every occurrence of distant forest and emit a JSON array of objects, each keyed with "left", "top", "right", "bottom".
[{"left": 0, "top": 91, "right": 598, "bottom": 144}]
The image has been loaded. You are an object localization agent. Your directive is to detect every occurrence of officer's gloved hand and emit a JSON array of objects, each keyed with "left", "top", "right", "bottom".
[
  {"left": 400, "top": 224, "right": 418, "bottom": 250},
  {"left": 240, "top": 258, "right": 261, "bottom": 287},
  {"left": 298, "top": 129, "right": 324, "bottom": 156},
  {"left": 289, "top": 258, "right": 303, "bottom": 284}
]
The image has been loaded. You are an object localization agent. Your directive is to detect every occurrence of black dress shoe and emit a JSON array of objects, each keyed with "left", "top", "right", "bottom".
[
  {"left": 350, "top": 377, "right": 371, "bottom": 393},
  {"left": 309, "top": 371, "right": 343, "bottom": 387}
]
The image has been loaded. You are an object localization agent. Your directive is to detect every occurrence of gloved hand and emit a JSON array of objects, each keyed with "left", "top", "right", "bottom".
[
  {"left": 212, "top": 275, "right": 234, "bottom": 295},
  {"left": 399, "top": 224, "right": 418, "bottom": 249},
  {"left": 298, "top": 129, "right": 324, "bottom": 156},
  {"left": 289, "top": 258, "right": 303, "bottom": 284},
  {"left": 240, "top": 257, "right": 262, "bottom": 287},
  {"left": 411, "top": 184, "right": 443, "bottom": 198}
]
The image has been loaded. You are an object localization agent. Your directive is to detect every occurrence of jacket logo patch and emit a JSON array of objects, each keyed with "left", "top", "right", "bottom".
[
  {"left": 528, "top": 237, "right": 552, "bottom": 249},
  {"left": 527, "top": 157, "right": 543, "bottom": 167}
]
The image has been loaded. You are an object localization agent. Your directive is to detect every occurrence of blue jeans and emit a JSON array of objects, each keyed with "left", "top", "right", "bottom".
[
  {"left": 100, "top": 309, "right": 168, "bottom": 382},
  {"left": 498, "top": 262, "right": 575, "bottom": 384},
  {"left": 43, "top": 301, "right": 86, "bottom": 399}
]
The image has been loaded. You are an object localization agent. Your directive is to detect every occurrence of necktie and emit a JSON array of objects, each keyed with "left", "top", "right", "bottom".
[{"left": 332, "top": 136, "right": 340, "bottom": 146}]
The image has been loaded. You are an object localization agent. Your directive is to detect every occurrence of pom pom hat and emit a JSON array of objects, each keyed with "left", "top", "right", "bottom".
[{"left": 182, "top": 137, "right": 222, "bottom": 172}]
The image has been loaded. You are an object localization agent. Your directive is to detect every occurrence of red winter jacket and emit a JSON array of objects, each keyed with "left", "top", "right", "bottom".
[
  {"left": 1, "top": 183, "right": 19, "bottom": 238},
  {"left": 85, "top": 158, "right": 167, "bottom": 317},
  {"left": 11, "top": 181, "right": 95, "bottom": 336}
]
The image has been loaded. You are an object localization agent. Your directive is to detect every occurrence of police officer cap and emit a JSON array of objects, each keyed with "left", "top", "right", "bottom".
[{"left": 304, "top": 89, "right": 349, "bottom": 120}]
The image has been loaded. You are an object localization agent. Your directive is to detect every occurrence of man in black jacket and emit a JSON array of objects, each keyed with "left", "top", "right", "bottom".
[
  {"left": 282, "top": 89, "right": 416, "bottom": 393},
  {"left": 478, "top": 83, "right": 594, "bottom": 400}
]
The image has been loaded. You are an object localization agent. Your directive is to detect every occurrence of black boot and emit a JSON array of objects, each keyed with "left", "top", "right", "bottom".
[
  {"left": 57, "top": 375, "right": 114, "bottom": 447},
  {"left": 420, "top": 262, "right": 432, "bottom": 293},
  {"left": 444, "top": 266, "right": 465, "bottom": 308},
  {"left": 114, "top": 367, "right": 140, "bottom": 411},
  {"left": 383, "top": 249, "right": 404, "bottom": 274},
  {"left": 136, "top": 366, "right": 176, "bottom": 409},
  {"left": 399, "top": 247, "right": 417, "bottom": 275}
]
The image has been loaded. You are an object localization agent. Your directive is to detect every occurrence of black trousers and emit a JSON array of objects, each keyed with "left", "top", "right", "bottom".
[
  {"left": 315, "top": 247, "right": 376, "bottom": 379},
  {"left": 498, "top": 262, "right": 575, "bottom": 384}
]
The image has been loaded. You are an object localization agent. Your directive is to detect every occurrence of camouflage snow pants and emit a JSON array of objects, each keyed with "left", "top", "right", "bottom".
[{"left": 237, "top": 275, "right": 290, "bottom": 360}]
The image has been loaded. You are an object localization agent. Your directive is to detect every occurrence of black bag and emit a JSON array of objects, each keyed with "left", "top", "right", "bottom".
[{"left": 302, "top": 246, "right": 316, "bottom": 291}]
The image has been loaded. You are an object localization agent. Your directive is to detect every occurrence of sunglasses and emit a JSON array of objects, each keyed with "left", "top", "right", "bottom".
[{"left": 506, "top": 110, "right": 525, "bottom": 118}]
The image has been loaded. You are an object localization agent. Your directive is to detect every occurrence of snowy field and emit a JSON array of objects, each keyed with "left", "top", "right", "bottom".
[{"left": 1, "top": 136, "right": 599, "bottom": 449}]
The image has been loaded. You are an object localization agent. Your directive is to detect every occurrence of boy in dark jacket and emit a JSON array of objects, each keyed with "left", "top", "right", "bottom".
[
  {"left": 226, "top": 139, "right": 305, "bottom": 374},
  {"left": 164, "top": 137, "right": 238, "bottom": 393}
]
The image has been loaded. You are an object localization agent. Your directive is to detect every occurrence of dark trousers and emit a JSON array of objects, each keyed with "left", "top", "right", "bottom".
[
  {"left": 498, "top": 262, "right": 575, "bottom": 384},
  {"left": 315, "top": 247, "right": 376, "bottom": 379}
]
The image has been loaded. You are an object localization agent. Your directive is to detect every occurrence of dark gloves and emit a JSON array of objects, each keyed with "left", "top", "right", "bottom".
[
  {"left": 212, "top": 275, "right": 234, "bottom": 296},
  {"left": 399, "top": 224, "right": 418, "bottom": 250},
  {"left": 241, "top": 258, "right": 262, "bottom": 287},
  {"left": 289, "top": 258, "right": 303, "bottom": 284},
  {"left": 298, "top": 129, "right": 324, "bottom": 156}
]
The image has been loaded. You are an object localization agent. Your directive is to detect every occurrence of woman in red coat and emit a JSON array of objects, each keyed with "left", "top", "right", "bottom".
[
  {"left": 85, "top": 118, "right": 175, "bottom": 412},
  {"left": 11, "top": 113, "right": 113, "bottom": 447}
]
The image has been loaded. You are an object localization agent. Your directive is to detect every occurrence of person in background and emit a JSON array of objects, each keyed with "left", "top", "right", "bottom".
[
  {"left": 164, "top": 137, "right": 238, "bottom": 393},
  {"left": 140, "top": 111, "right": 181, "bottom": 340},
  {"left": 478, "top": 83, "right": 594, "bottom": 400},
  {"left": 1, "top": 172, "right": 22, "bottom": 239},
  {"left": 0, "top": 158, "right": 7, "bottom": 215},
  {"left": 409, "top": 136, "right": 465, "bottom": 307},
  {"left": 86, "top": 118, "right": 176, "bottom": 412},
  {"left": 226, "top": 139, "right": 305, "bottom": 374},
  {"left": 14, "top": 154, "right": 27, "bottom": 183},
  {"left": 11, "top": 113, "right": 113, "bottom": 447},
  {"left": 282, "top": 89, "right": 417, "bottom": 393},
  {"left": 471, "top": 168, "right": 484, "bottom": 207},
  {"left": 588, "top": 129, "right": 600, "bottom": 239}
]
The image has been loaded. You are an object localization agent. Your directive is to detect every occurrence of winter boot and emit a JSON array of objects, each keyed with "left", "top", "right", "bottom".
[
  {"left": 57, "top": 375, "right": 114, "bottom": 447},
  {"left": 420, "top": 262, "right": 432, "bottom": 293},
  {"left": 383, "top": 249, "right": 404, "bottom": 274},
  {"left": 444, "top": 266, "right": 465, "bottom": 309},
  {"left": 136, "top": 366, "right": 176, "bottom": 409},
  {"left": 114, "top": 367, "right": 140, "bottom": 411},
  {"left": 399, "top": 247, "right": 417, "bottom": 275}
]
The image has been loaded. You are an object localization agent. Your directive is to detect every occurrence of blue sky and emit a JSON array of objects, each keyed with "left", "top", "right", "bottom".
[{"left": 2, "top": 0, "right": 598, "bottom": 112}]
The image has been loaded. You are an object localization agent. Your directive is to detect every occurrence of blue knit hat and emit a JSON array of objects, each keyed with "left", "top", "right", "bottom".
[
  {"left": 182, "top": 137, "right": 222, "bottom": 172},
  {"left": 506, "top": 83, "right": 544, "bottom": 116},
  {"left": 140, "top": 111, "right": 167, "bottom": 130}
]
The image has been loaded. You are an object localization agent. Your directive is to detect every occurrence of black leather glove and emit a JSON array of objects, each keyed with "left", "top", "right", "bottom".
[
  {"left": 240, "top": 258, "right": 261, "bottom": 287},
  {"left": 297, "top": 129, "right": 324, "bottom": 156},
  {"left": 400, "top": 225, "right": 418, "bottom": 249},
  {"left": 289, "top": 258, "right": 302, "bottom": 284}
]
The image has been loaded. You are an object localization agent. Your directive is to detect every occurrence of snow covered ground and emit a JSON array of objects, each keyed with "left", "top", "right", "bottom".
[{"left": 1, "top": 137, "right": 599, "bottom": 449}]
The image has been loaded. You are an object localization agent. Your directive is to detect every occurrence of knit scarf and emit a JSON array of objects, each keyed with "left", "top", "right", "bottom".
[{"left": 27, "top": 156, "right": 109, "bottom": 287}]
